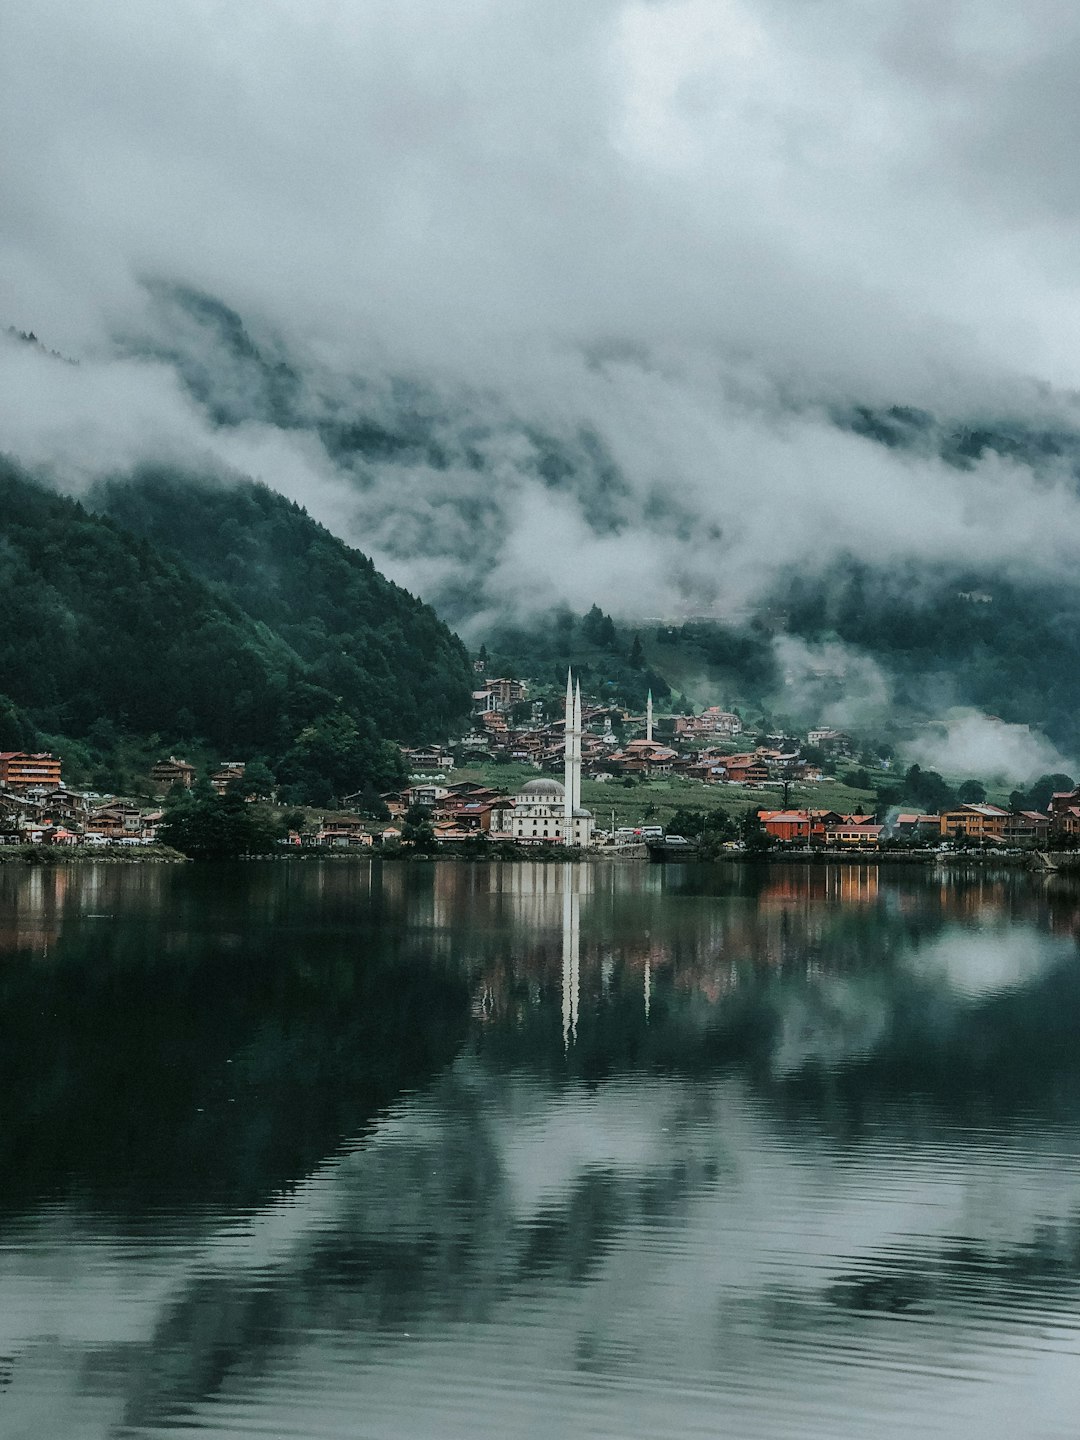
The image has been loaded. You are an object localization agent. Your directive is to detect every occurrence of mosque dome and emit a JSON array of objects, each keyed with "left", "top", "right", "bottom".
[
  {"left": 573, "top": 807, "right": 593, "bottom": 818},
  {"left": 518, "top": 778, "right": 565, "bottom": 797}
]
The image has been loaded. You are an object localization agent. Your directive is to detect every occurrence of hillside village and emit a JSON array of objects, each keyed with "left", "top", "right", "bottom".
[{"left": 2, "top": 665, "right": 1079, "bottom": 855}]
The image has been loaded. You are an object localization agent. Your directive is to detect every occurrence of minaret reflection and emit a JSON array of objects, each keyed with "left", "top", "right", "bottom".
[{"left": 561, "top": 883, "right": 580, "bottom": 1051}]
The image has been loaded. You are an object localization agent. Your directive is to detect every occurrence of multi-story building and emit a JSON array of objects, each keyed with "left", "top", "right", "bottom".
[
  {"left": 938, "top": 804, "right": 1009, "bottom": 841},
  {"left": 0, "top": 752, "right": 63, "bottom": 792}
]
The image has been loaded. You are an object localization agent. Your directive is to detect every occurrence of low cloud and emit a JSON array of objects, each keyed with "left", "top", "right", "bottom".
[
  {"left": 901, "top": 708, "right": 1077, "bottom": 785},
  {"left": 8, "top": 1, "right": 1080, "bottom": 653},
  {"left": 770, "top": 636, "right": 893, "bottom": 731}
]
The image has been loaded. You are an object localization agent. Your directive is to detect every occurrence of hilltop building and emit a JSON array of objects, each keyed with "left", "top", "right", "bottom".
[{"left": 508, "top": 671, "right": 594, "bottom": 847}]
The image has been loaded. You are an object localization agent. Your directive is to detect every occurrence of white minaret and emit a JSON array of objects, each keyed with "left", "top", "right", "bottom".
[
  {"left": 564, "top": 669, "right": 575, "bottom": 828},
  {"left": 573, "top": 679, "right": 583, "bottom": 813},
  {"left": 646, "top": 689, "right": 653, "bottom": 744}
]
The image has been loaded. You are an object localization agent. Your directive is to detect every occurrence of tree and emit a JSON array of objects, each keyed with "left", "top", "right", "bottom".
[
  {"left": 740, "top": 809, "right": 772, "bottom": 857},
  {"left": 1022, "top": 773, "right": 1075, "bottom": 813},
  {"left": 667, "top": 808, "right": 706, "bottom": 839},
  {"left": 401, "top": 802, "right": 437, "bottom": 852},
  {"left": 957, "top": 779, "right": 987, "bottom": 804},
  {"left": 159, "top": 790, "right": 283, "bottom": 859},
  {"left": 0, "top": 694, "right": 38, "bottom": 752},
  {"left": 899, "top": 764, "right": 955, "bottom": 812},
  {"left": 277, "top": 710, "right": 406, "bottom": 806},
  {"left": 351, "top": 782, "right": 390, "bottom": 819},
  {"left": 582, "top": 604, "right": 618, "bottom": 648},
  {"left": 229, "top": 758, "right": 277, "bottom": 799},
  {"left": 628, "top": 634, "right": 644, "bottom": 670}
]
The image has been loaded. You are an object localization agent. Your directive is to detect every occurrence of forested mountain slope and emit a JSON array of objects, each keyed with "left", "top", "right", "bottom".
[
  {"left": 0, "top": 462, "right": 471, "bottom": 772},
  {"left": 91, "top": 469, "right": 472, "bottom": 745}
]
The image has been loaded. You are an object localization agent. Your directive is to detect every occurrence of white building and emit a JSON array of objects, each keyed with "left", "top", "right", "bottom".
[{"left": 509, "top": 671, "right": 595, "bottom": 847}]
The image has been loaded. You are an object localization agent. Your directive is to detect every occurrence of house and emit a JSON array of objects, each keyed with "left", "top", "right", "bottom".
[
  {"left": 436, "top": 783, "right": 507, "bottom": 815},
  {"left": 608, "top": 740, "right": 679, "bottom": 776},
  {"left": 486, "top": 797, "right": 516, "bottom": 839},
  {"left": 0, "top": 751, "right": 63, "bottom": 792},
  {"left": 481, "top": 677, "right": 528, "bottom": 711},
  {"left": 759, "top": 810, "right": 811, "bottom": 843},
  {"left": 721, "top": 758, "right": 769, "bottom": 786},
  {"left": 471, "top": 678, "right": 527, "bottom": 715},
  {"left": 1051, "top": 806, "right": 1080, "bottom": 840},
  {"left": 939, "top": 804, "right": 1009, "bottom": 841},
  {"left": 402, "top": 744, "right": 454, "bottom": 772},
  {"left": 823, "top": 818, "right": 883, "bottom": 848},
  {"left": 34, "top": 787, "right": 91, "bottom": 825},
  {"left": 407, "top": 783, "right": 450, "bottom": 809},
  {"left": 316, "top": 820, "right": 373, "bottom": 847},
  {"left": 673, "top": 709, "right": 742, "bottom": 739},
  {"left": 150, "top": 757, "right": 196, "bottom": 792},
  {"left": 807, "top": 728, "right": 852, "bottom": 752},
  {"left": 209, "top": 762, "right": 246, "bottom": 795},
  {"left": 758, "top": 809, "right": 872, "bottom": 846},
  {"left": 893, "top": 813, "right": 940, "bottom": 840},
  {"left": 1003, "top": 811, "right": 1050, "bottom": 846},
  {"left": 1048, "top": 789, "right": 1080, "bottom": 839},
  {"left": 85, "top": 802, "right": 160, "bottom": 841}
]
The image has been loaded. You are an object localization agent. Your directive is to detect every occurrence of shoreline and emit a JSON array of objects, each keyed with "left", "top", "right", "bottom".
[
  {"left": 0, "top": 843, "right": 189, "bottom": 865},
  {"left": 2, "top": 844, "right": 1078, "bottom": 873}
]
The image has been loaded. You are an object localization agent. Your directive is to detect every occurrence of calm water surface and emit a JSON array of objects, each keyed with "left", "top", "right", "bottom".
[{"left": 2, "top": 859, "right": 1080, "bottom": 1438}]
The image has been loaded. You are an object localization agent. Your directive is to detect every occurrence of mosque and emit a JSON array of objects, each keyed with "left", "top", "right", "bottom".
[{"left": 508, "top": 671, "right": 595, "bottom": 847}]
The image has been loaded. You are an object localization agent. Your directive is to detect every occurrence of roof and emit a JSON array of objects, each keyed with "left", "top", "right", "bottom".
[{"left": 518, "top": 778, "right": 565, "bottom": 797}]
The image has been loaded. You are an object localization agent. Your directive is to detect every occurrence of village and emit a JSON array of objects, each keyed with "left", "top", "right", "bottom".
[{"left": 2, "top": 667, "right": 1079, "bottom": 856}]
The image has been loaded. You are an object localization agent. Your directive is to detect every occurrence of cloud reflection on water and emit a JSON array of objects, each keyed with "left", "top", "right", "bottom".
[{"left": 1, "top": 859, "right": 1079, "bottom": 1438}]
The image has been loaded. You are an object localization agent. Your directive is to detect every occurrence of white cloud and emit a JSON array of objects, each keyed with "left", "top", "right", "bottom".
[
  {"left": 901, "top": 708, "right": 1077, "bottom": 785},
  {"left": 6, "top": 0, "right": 1080, "bottom": 637}
]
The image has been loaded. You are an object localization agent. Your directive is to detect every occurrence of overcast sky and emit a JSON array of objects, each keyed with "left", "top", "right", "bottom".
[{"left": 5, "top": 0, "right": 1080, "bottom": 682}]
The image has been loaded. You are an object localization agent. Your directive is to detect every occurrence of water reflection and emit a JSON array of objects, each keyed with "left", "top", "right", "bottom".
[{"left": 1, "top": 859, "right": 1080, "bottom": 1438}]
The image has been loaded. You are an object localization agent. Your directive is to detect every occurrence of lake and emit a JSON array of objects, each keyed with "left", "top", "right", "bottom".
[{"left": 1, "top": 858, "right": 1080, "bottom": 1439}]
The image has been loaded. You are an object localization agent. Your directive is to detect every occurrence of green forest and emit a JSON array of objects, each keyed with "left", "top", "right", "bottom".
[{"left": 0, "top": 461, "right": 472, "bottom": 801}]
